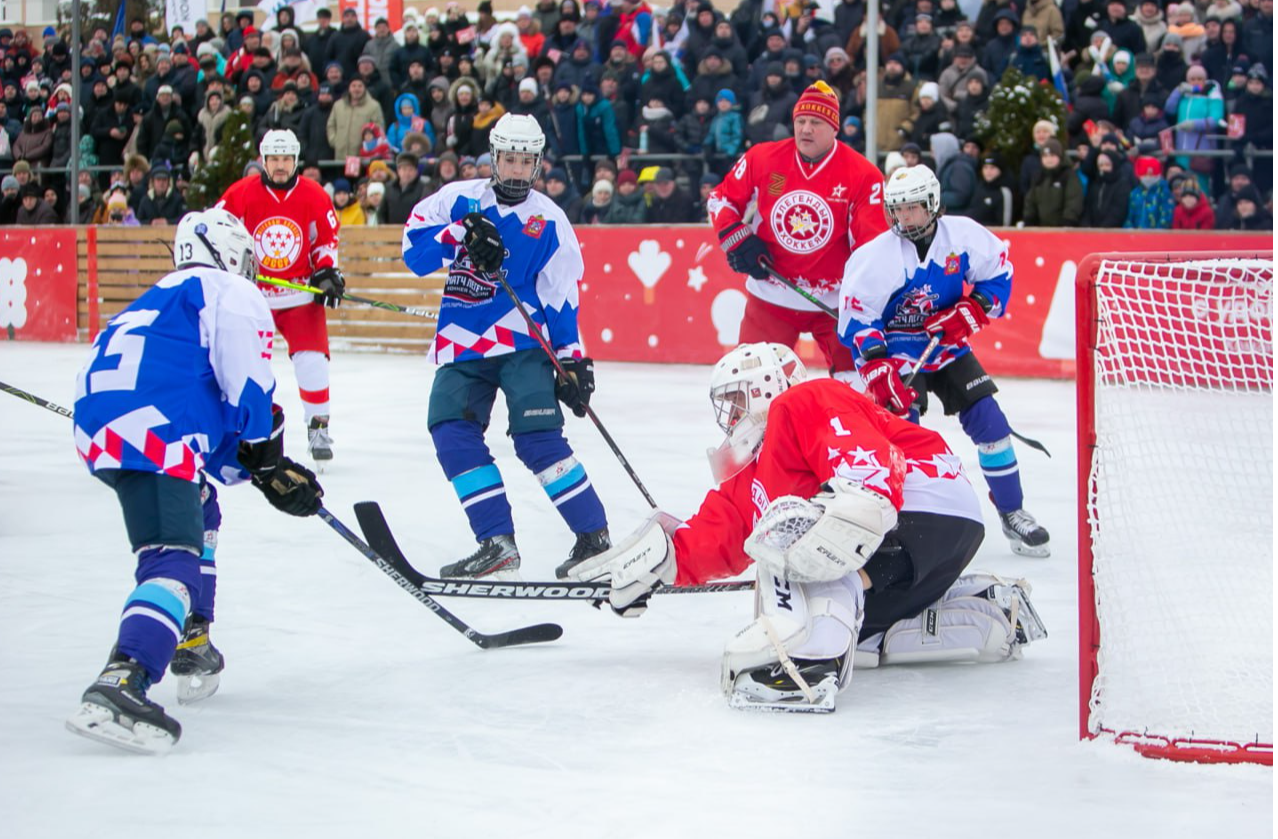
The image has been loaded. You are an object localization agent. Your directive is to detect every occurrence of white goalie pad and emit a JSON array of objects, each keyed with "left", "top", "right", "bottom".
[
  {"left": 561, "top": 512, "right": 676, "bottom": 616},
  {"left": 877, "top": 573, "right": 1046, "bottom": 665},
  {"left": 744, "top": 479, "right": 898, "bottom": 583},
  {"left": 721, "top": 572, "right": 865, "bottom": 711}
]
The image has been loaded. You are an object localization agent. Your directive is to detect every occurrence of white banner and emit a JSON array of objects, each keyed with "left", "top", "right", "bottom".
[
  {"left": 165, "top": 0, "right": 202, "bottom": 38},
  {"left": 256, "top": 0, "right": 327, "bottom": 30}
]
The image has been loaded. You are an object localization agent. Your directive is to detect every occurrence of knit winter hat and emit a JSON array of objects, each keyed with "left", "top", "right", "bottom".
[
  {"left": 918, "top": 82, "right": 940, "bottom": 102},
  {"left": 519, "top": 77, "right": 538, "bottom": 95},
  {"left": 716, "top": 88, "right": 736, "bottom": 105},
  {"left": 792, "top": 80, "right": 840, "bottom": 132},
  {"left": 1134, "top": 156, "right": 1162, "bottom": 178}
]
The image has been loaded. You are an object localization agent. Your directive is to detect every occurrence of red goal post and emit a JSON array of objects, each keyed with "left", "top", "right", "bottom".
[{"left": 1075, "top": 251, "right": 1274, "bottom": 766}]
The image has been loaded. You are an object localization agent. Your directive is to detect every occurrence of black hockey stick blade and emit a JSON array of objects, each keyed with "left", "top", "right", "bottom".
[
  {"left": 319, "top": 507, "right": 562, "bottom": 649},
  {"left": 354, "top": 501, "right": 755, "bottom": 600}
]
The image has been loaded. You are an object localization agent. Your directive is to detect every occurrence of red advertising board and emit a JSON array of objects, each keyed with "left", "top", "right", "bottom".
[
  {"left": 340, "top": 0, "right": 403, "bottom": 31},
  {"left": 0, "top": 228, "right": 79, "bottom": 343},
  {"left": 575, "top": 228, "right": 1272, "bottom": 379}
]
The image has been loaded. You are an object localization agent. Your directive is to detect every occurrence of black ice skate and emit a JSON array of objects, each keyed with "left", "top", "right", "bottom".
[
  {"left": 66, "top": 656, "right": 181, "bottom": 755},
  {"left": 554, "top": 528, "right": 611, "bottom": 580},
  {"left": 440, "top": 534, "right": 521, "bottom": 581},
  {"left": 307, "top": 416, "right": 333, "bottom": 463},
  {"left": 1000, "top": 509, "right": 1051, "bottom": 557},
  {"left": 728, "top": 657, "right": 843, "bottom": 714},
  {"left": 170, "top": 615, "right": 224, "bottom": 705}
]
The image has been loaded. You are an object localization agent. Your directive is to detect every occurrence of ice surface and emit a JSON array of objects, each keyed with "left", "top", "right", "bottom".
[{"left": 1, "top": 344, "right": 1270, "bottom": 839}]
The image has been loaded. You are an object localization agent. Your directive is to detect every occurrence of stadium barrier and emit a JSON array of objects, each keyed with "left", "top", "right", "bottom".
[{"left": 2, "top": 225, "right": 1268, "bottom": 379}]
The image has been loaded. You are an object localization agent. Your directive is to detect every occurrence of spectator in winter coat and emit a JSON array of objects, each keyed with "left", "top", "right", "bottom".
[
  {"left": 955, "top": 76, "right": 990, "bottom": 139},
  {"left": 1067, "top": 75, "right": 1112, "bottom": 147},
  {"left": 1082, "top": 149, "right": 1133, "bottom": 226},
  {"left": 12, "top": 107, "right": 53, "bottom": 168},
  {"left": 705, "top": 89, "right": 744, "bottom": 161},
  {"left": 445, "top": 77, "right": 483, "bottom": 156},
  {"left": 839, "top": 115, "right": 865, "bottom": 153},
  {"left": 745, "top": 65, "right": 798, "bottom": 147},
  {"left": 548, "top": 82, "right": 581, "bottom": 159},
  {"left": 379, "top": 152, "right": 428, "bottom": 225},
  {"left": 981, "top": 9, "right": 1020, "bottom": 78},
  {"left": 359, "top": 121, "right": 393, "bottom": 165},
  {"left": 388, "top": 93, "right": 428, "bottom": 154},
  {"left": 134, "top": 168, "right": 186, "bottom": 225},
  {"left": 939, "top": 137, "right": 980, "bottom": 216},
  {"left": 1124, "top": 156, "right": 1175, "bottom": 227},
  {"left": 635, "top": 94, "right": 678, "bottom": 155},
  {"left": 1011, "top": 25, "right": 1051, "bottom": 82},
  {"left": 606, "top": 169, "right": 647, "bottom": 223},
  {"left": 675, "top": 96, "right": 714, "bottom": 157},
  {"left": 544, "top": 167, "right": 583, "bottom": 221},
  {"left": 1126, "top": 94, "right": 1171, "bottom": 142},
  {"left": 326, "top": 8, "right": 371, "bottom": 78},
  {"left": 686, "top": 48, "right": 742, "bottom": 114},
  {"left": 937, "top": 44, "right": 988, "bottom": 112},
  {"left": 299, "top": 84, "right": 337, "bottom": 164},
  {"left": 877, "top": 53, "right": 917, "bottom": 151},
  {"left": 580, "top": 178, "right": 615, "bottom": 224},
  {"left": 640, "top": 51, "right": 688, "bottom": 119},
  {"left": 425, "top": 77, "right": 454, "bottom": 153},
  {"left": 1171, "top": 179, "right": 1216, "bottom": 228},
  {"left": 554, "top": 39, "right": 601, "bottom": 91},
  {"left": 900, "top": 13, "right": 943, "bottom": 81},
  {"left": 1023, "top": 139, "right": 1085, "bottom": 225},
  {"left": 1230, "top": 67, "right": 1272, "bottom": 159},
  {"left": 1101, "top": 0, "right": 1148, "bottom": 56},
  {"left": 1133, "top": 0, "right": 1168, "bottom": 54},
  {"left": 1113, "top": 54, "right": 1168, "bottom": 129},
  {"left": 1165, "top": 65, "right": 1225, "bottom": 188},
  {"left": 1220, "top": 184, "right": 1272, "bottom": 229},
  {"left": 481, "top": 22, "right": 528, "bottom": 82},
  {"left": 904, "top": 81, "right": 953, "bottom": 146},
  {"left": 14, "top": 182, "right": 58, "bottom": 224},
  {"left": 1022, "top": 0, "right": 1065, "bottom": 46},
  {"left": 969, "top": 152, "right": 1017, "bottom": 226},
  {"left": 328, "top": 77, "right": 385, "bottom": 159},
  {"left": 645, "top": 166, "right": 695, "bottom": 223},
  {"left": 362, "top": 18, "right": 398, "bottom": 81},
  {"left": 1156, "top": 31, "right": 1189, "bottom": 91},
  {"left": 196, "top": 90, "right": 230, "bottom": 159},
  {"left": 1201, "top": 19, "right": 1248, "bottom": 87}
]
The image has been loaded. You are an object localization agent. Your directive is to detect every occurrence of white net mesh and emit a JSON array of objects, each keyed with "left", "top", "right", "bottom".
[{"left": 1086, "top": 257, "right": 1274, "bottom": 753}]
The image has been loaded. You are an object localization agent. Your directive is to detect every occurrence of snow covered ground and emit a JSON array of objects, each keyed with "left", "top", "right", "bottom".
[{"left": 1, "top": 343, "right": 1270, "bottom": 839}]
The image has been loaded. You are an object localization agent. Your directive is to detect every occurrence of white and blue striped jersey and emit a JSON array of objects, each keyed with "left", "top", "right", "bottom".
[
  {"left": 73, "top": 266, "right": 278, "bottom": 485},
  {"left": 400, "top": 179, "right": 585, "bottom": 365}
]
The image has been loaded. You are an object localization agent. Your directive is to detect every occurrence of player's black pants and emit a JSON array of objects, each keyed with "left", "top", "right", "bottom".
[{"left": 860, "top": 511, "right": 985, "bottom": 640}]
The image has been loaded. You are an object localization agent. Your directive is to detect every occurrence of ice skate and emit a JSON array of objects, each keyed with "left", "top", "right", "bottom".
[
  {"left": 66, "top": 657, "right": 181, "bottom": 755},
  {"left": 307, "top": 416, "right": 333, "bottom": 466},
  {"left": 554, "top": 528, "right": 611, "bottom": 580},
  {"left": 439, "top": 534, "right": 522, "bottom": 581},
  {"left": 169, "top": 615, "right": 224, "bottom": 704},
  {"left": 1000, "top": 509, "right": 1050, "bottom": 557},
  {"left": 727, "top": 657, "right": 843, "bottom": 714},
  {"left": 975, "top": 576, "right": 1049, "bottom": 652}
]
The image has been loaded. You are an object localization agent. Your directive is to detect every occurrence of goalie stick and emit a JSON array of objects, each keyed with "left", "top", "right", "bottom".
[
  {"left": 319, "top": 507, "right": 565, "bottom": 649},
  {"left": 354, "top": 501, "right": 755, "bottom": 600}
]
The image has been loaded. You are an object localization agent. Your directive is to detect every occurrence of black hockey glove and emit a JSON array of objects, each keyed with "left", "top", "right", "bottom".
[
  {"left": 461, "top": 212, "right": 505, "bottom": 274},
  {"left": 718, "top": 222, "right": 772, "bottom": 279},
  {"left": 237, "top": 406, "right": 324, "bottom": 516},
  {"left": 555, "top": 356, "right": 595, "bottom": 418},
  {"left": 311, "top": 265, "right": 346, "bottom": 308}
]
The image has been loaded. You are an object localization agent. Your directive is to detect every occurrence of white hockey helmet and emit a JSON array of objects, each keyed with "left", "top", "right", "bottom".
[
  {"left": 489, "top": 113, "right": 545, "bottom": 201},
  {"left": 709, "top": 343, "right": 807, "bottom": 433},
  {"left": 174, "top": 209, "right": 257, "bottom": 280},
  {"left": 260, "top": 129, "right": 301, "bottom": 162},
  {"left": 883, "top": 164, "right": 942, "bottom": 241}
]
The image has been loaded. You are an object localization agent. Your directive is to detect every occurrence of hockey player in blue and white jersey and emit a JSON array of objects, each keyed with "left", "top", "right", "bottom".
[
  {"left": 401, "top": 113, "right": 611, "bottom": 580},
  {"left": 66, "top": 209, "right": 324, "bottom": 755},
  {"left": 838, "top": 166, "right": 1050, "bottom": 557}
]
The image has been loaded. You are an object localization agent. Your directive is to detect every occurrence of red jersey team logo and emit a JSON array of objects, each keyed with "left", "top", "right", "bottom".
[
  {"left": 253, "top": 217, "right": 304, "bottom": 271},
  {"left": 769, "top": 191, "right": 834, "bottom": 254},
  {"left": 945, "top": 253, "right": 961, "bottom": 274}
]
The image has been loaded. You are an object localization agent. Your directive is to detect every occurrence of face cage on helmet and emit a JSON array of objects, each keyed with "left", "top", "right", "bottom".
[
  {"left": 885, "top": 200, "right": 938, "bottom": 241},
  {"left": 490, "top": 147, "right": 543, "bottom": 201},
  {"left": 710, "top": 383, "right": 752, "bottom": 433}
]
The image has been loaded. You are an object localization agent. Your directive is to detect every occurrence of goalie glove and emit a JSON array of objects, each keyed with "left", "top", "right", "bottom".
[
  {"left": 562, "top": 512, "right": 677, "bottom": 617},
  {"left": 744, "top": 479, "right": 898, "bottom": 583},
  {"left": 461, "top": 211, "right": 505, "bottom": 274}
]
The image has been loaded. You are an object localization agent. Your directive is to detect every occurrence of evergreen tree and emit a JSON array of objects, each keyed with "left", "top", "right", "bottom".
[
  {"left": 975, "top": 67, "right": 1067, "bottom": 180},
  {"left": 186, "top": 111, "right": 255, "bottom": 210}
]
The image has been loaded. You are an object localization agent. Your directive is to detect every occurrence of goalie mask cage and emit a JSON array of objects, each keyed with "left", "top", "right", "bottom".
[{"left": 1076, "top": 251, "right": 1273, "bottom": 766}]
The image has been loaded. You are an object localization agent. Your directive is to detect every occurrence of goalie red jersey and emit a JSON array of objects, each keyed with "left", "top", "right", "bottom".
[
  {"left": 707, "top": 139, "right": 887, "bottom": 311},
  {"left": 671, "top": 379, "right": 981, "bottom": 585},
  {"left": 216, "top": 175, "right": 340, "bottom": 310}
]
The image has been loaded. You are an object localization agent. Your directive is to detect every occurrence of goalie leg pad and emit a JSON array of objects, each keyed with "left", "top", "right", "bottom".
[
  {"left": 880, "top": 595, "right": 1018, "bottom": 665},
  {"left": 722, "top": 573, "right": 864, "bottom": 708}
]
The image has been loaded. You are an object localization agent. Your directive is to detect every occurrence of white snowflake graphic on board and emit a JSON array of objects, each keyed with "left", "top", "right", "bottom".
[
  {"left": 628, "top": 240, "right": 671, "bottom": 304},
  {"left": 0, "top": 257, "right": 29, "bottom": 338}
]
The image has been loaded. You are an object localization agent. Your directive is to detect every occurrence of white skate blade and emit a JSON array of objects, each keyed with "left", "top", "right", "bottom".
[
  {"left": 728, "top": 675, "right": 839, "bottom": 714},
  {"left": 65, "top": 703, "right": 176, "bottom": 755},
  {"left": 1008, "top": 539, "right": 1051, "bottom": 558},
  {"left": 176, "top": 672, "right": 220, "bottom": 705}
]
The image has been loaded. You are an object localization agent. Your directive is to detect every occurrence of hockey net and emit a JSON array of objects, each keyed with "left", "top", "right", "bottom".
[{"left": 1076, "top": 252, "right": 1274, "bottom": 766}]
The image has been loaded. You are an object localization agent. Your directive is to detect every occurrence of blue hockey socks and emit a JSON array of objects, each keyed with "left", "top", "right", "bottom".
[
  {"left": 196, "top": 482, "right": 220, "bottom": 621},
  {"left": 116, "top": 547, "right": 203, "bottom": 682},
  {"left": 959, "top": 396, "right": 1023, "bottom": 514},
  {"left": 432, "top": 420, "right": 514, "bottom": 540},
  {"left": 513, "top": 430, "right": 607, "bottom": 534}
]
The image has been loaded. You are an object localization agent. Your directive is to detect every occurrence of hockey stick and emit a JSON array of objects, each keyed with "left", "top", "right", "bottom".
[
  {"left": 354, "top": 501, "right": 755, "bottom": 600},
  {"left": 485, "top": 269, "right": 659, "bottom": 509},
  {"left": 762, "top": 263, "right": 839, "bottom": 318},
  {"left": 1, "top": 381, "right": 75, "bottom": 418},
  {"left": 904, "top": 335, "right": 940, "bottom": 387},
  {"left": 255, "top": 274, "right": 439, "bottom": 320},
  {"left": 318, "top": 506, "right": 565, "bottom": 649}
]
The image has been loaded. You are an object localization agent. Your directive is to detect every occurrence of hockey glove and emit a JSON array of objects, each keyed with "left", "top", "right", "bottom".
[
  {"left": 924, "top": 295, "right": 991, "bottom": 345},
  {"left": 311, "top": 266, "right": 346, "bottom": 308},
  {"left": 555, "top": 356, "right": 595, "bottom": 418},
  {"left": 461, "top": 212, "right": 505, "bottom": 274},
  {"left": 859, "top": 356, "right": 917, "bottom": 416},
  {"left": 718, "top": 222, "right": 772, "bottom": 279},
  {"left": 252, "top": 458, "right": 324, "bottom": 517}
]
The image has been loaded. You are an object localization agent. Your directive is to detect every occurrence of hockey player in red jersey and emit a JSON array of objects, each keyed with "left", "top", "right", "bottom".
[
  {"left": 216, "top": 130, "right": 345, "bottom": 463},
  {"left": 708, "top": 81, "right": 887, "bottom": 378},
  {"left": 564, "top": 344, "right": 1044, "bottom": 713}
]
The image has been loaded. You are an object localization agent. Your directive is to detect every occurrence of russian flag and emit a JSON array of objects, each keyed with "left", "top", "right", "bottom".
[{"left": 1048, "top": 38, "right": 1070, "bottom": 106}]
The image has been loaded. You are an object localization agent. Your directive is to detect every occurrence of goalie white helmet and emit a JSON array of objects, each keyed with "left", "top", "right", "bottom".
[
  {"left": 174, "top": 209, "right": 257, "bottom": 280},
  {"left": 883, "top": 164, "right": 942, "bottom": 241},
  {"left": 488, "top": 113, "right": 545, "bottom": 202},
  {"left": 709, "top": 343, "right": 807, "bottom": 433},
  {"left": 260, "top": 129, "right": 301, "bottom": 162}
]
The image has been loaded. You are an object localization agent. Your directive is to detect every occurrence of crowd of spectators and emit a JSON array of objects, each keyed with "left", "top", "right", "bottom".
[{"left": 0, "top": 0, "right": 1271, "bottom": 229}]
